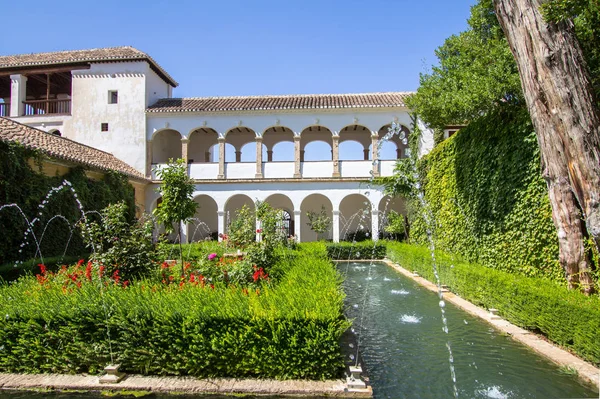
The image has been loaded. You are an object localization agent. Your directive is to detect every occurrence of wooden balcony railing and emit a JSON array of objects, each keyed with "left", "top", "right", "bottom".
[
  {"left": 23, "top": 99, "right": 71, "bottom": 116},
  {"left": 0, "top": 103, "right": 9, "bottom": 117}
]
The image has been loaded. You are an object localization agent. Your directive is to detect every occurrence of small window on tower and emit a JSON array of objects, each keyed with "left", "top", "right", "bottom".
[
  {"left": 101, "top": 123, "right": 109, "bottom": 132},
  {"left": 108, "top": 91, "right": 118, "bottom": 104}
]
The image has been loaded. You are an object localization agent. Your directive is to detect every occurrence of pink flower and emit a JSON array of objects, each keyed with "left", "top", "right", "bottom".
[{"left": 208, "top": 253, "right": 217, "bottom": 261}]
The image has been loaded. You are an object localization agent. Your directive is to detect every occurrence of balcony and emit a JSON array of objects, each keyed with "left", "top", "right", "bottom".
[{"left": 23, "top": 99, "right": 71, "bottom": 116}]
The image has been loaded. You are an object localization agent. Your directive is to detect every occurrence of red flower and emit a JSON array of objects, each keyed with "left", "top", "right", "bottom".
[
  {"left": 85, "top": 262, "right": 93, "bottom": 281},
  {"left": 38, "top": 264, "right": 47, "bottom": 275},
  {"left": 77, "top": 259, "right": 85, "bottom": 267},
  {"left": 256, "top": 229, "right": 262, "bottom": 233},
  {"left": 112, "top": 269, "right": 121, "bottom": 284},
  {"left": 99, "top": 266, "right": 105, "bottom": 277},
  {"left": 123, "top": 280, "right": 130, "bottom": 288}
]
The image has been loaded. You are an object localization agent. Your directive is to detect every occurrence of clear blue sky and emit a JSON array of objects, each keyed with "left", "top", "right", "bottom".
[{"left": 0, "top": 0, "right": 475, "bottom": 98}]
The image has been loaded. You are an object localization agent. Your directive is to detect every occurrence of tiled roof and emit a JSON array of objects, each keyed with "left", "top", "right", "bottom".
[
  {"left": 0, "top": 46, "right": 177, "bottom": 87},
  {"left": 147, "top": 92, "right": 412, "bottom": 113},
  {"left": 0, "top": 117, "right": 148, "bottom": 181}
]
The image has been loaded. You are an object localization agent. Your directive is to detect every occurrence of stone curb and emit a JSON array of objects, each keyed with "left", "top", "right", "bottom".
[
  {"left": 382, "top": 258, "right": 600, "bottom": 390},
  {"left": 0, "top": 373, "right": 372, "bottom": 397}
]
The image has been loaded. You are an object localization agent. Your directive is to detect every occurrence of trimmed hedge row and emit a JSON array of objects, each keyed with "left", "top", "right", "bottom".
[
  {"left": 0, "top": 245, "right": 349, "bottom": 379},
  {"left": 325, "top": 241, "right": 386, "bottom": 260},
  {"left": 386, "top": 242, "right": 600, "bottom": 365}
]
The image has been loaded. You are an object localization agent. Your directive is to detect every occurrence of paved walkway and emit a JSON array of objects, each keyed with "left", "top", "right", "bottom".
[
  {"left": 0, "top": 373, "right": 372, "bottom": 397},
  {"left": 383, "top": 258, "right": 600, "bottom": 390}
]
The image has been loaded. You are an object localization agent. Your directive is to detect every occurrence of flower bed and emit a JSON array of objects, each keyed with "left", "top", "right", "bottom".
[{"left": 0, "top": 244, "right": 349, "bottom": 379}]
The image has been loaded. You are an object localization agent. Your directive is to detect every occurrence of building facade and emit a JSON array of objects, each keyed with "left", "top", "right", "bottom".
[{"left": 0, "top": 46, "right": 434, "bottom": 242}]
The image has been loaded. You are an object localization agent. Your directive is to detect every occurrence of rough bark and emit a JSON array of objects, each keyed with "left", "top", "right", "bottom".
[{"left": 494, "top": 0, "right": 600, "bottom": 292}]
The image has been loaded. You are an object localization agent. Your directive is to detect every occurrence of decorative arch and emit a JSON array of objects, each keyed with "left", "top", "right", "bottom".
[
  {"left": 189, "top": 128, "right": 218, "bottom": 163},
  {"left": 224, "top": 194, "right": 255, "bottom": 231},
  {"left": 300, "top": 193, "right": 333, "bottom": 242},
  {"left": 339, "top": 140, "right": 365, "bottom": 161},
  {"left": 339, "top": 194, "right": 372, "bottom": 241},
  {"left": 263, "top": 126, "right": 294, "bottom": 162},
  {"left": 264, "top": 193, "right": 295, "bottom": 237},
  {"left": 377, "top": 124, "right": 410, "bottom": 159},
  {"left": 378, "top": 195, "right": 407, "bottom": 239},
  {"left": 299, "top": 126, "right": 333, "bottom": 161},
  {"left": 48, "top": 129, "right": 61, "bottom": 136},
  {"left": 152, "top": 129, "right": 182, "bottom": 164},
  {"left": 188, "top": 194, "right": 219, "bottom": 241},
  {"left": 225, "top": 127, "right": 256, "bottom": 162}
]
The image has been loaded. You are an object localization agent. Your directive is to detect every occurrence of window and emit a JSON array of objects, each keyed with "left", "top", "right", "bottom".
[
  {"left": 101, "top": 123, "right": 109, "bottom": 132},
  {"left": 108, "top": 91, "right": 118, "bottom": 104}
]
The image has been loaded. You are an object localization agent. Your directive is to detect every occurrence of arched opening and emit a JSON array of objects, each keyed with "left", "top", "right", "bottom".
[
  {"left": 339, "top": 194, "right": 372, "bottom": 241},
  {"left": 48, "top": 129, "right": 61, "bottom": 137},
  {"left": 263, "top": 127, "right": 294, "bottom": 162},
  {"left": 240, "top": 142, "right": 267, "bottom": 162},
  {"left": 188, "top": 195, "right": 218, "bottom": 241},
  {"left": 377, "top": 124, "right": 410, "bottom": 159},
  {"left": 225, "top": 127, "right": 256, "bottom": 163},
  {"left": 303, "top": 141, "right": 332, "bottom": 161},
  {"left": 369, "top": 141, "right": 398, "bottom": 160},
  {"left": 225, "top": 194, "right": 255, "bottom": 232},
  {"left": 339, "top": 140, "right": 364, "bottom": 161},
  {"left": 152, "top": 129, "right": 182, "bottom": 164},
  {"left": 189, "top": 128, "right": 218, "bottom": 163},
  {"left": 378, "top": 195, "right": 407, "bottom": 240},
  {"left": 264, "top": 194, "right": 295, "bottom": 237},
  {"left": 339, "top": 124, "right": 371, "bottom": 161},
  {"left": 300, "top": 126, "right": 333, "bottom": 161},
  {"left": 300, "top": 194, "right": 333, "bottom": 242}
]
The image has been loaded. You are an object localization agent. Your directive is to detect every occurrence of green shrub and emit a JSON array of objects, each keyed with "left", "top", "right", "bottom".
[
  {"left": 386, "top": 242, "right": 600, "bottom": 365},
  {"left": 80, "top": 202, "right": 158, "bottom": 280},
  {"left": 0, "top": 246, "right": 349, "bottom": 379},
  {"left": 326, "top": 241, "right": 386, "bottom": 260}
]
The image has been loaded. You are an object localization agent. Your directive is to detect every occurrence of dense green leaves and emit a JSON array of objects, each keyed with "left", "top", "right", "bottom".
[
  {"left": 409, "top": 106, "right": 563, "bottom": 281},
  {"left": 0, "top": 244, "right": 349, "bottom": 379},
  {"left": 326, "top": 241, "right": 387, "bottom": 260},
  {"left": 0, "top": 141, "right": 135, "bottom": 267},
  {"left": 386, "top": 242, "right": 600, "bottom": 365}
]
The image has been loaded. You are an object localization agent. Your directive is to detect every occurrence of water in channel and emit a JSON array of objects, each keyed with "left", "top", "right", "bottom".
[{"left": 342, "top": 260, "right": 598, "bottom": 399}]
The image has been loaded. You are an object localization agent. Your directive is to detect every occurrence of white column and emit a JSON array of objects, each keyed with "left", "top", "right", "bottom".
[
  {"left": 371, "top": 210, "right": 380, "bottom": 242},
  {"left": 180, "top": 221, "right": 188, "bottom": 244},
  {"left": 332, "top": 210, "right": 340, "bottom": 243},
  {"left": 332, "top": 135, "right": 340, "bottom": 178},
  {"left": 217, "top": 211, "right": 225, "bottom": 240},
  {"left": 293, "top": 210, "right": 301, "bottom": 242},
  {"left": 10, "top": 74, "right": 27, "bottom": 117},
  {"left": 371, "top": 134, "right": 380, "bottom": 177},
  {"left": 293, "top": 136, "right": 302, "bottom": 178}
]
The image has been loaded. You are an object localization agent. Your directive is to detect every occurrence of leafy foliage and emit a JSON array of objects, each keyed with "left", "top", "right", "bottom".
[
  {"left": 0, "top": 245, "right": 349, "bottom": 379},
  {"left": 406, "top": 0, "right": 522, "bottom": 130},
  {"left": 226, "top": 204, "right": 255, "bottom": 249},
  {"left": 386, "top": 242, "right": 600, "bottom": 365},
  {"left": 79, "top": 202, "right": 158, "bottom": 280},
  {"left": 0, "top": 141, "right": 135, "bottom": 266},
  {"left": 383, "top": 211, "right": 407, "bottom": 240},
  {"left": 407, "top": 106, "right": 562, "bottom": 281},
  {"left": 306, "top": 206, "right": 332, "bottom": 240}
]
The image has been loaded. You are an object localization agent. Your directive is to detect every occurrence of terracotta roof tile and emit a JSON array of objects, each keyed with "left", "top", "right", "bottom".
[
  {"left": 0, "top": 46, "right": 177, "bottom": 87},
  {"left": 0, "top": 117, "right": 148, "bottom": 181},
  {"left": 147, "top": 92, "right": 412, "bottom": 113}
]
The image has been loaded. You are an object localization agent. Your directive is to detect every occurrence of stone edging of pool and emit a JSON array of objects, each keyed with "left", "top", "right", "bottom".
[
  {"left": 371, "top": 258, "right": 600, "bottom": 390},
  {"left": 0, "top": 373, "right": 373, "bottom": 397}
]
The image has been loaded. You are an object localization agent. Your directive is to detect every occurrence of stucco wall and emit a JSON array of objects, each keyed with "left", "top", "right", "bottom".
[{"left": 65, "top": 62, "right": 150, "bottom": 173}]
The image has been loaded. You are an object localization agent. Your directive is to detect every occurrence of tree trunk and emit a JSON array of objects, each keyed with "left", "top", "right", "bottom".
[
  {"left": 178, "top": 223, "right": 184, "bottom": 277},
  {"left": 494, "top": 0, "right": 600, "bottom": 293}
]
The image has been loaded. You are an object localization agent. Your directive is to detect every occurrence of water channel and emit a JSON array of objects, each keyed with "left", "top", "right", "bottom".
[{"left": 0, "top": 261, "right": 597, "bottom": 399}]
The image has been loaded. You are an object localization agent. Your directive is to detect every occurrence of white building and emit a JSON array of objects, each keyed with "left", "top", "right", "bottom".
[{"left": 0, "top": 46, "right": 433, "bottom": 242}]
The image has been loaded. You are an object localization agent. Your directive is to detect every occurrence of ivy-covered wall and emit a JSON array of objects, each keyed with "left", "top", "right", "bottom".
[
  {"left": 0, "top": 141, "right": 136, "bottom": 265},
  {"left": 410, "top": 106, "right": 563, "bottom": 282}
]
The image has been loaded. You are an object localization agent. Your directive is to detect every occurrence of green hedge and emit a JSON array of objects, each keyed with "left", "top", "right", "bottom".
[
  {"left": 387, "top": 242, "right": 600, "bottom": 365},
  {"left": 0, "top": 141, "right": 135, "bottom": 266},
  {"left": 410, "top": 106, "right": 562, "bottom": 281},
  {"left": 325, "top": 241, "right": 386, "bottom": 260},
  {"left": 0, "top": 245, "right": 349, "bottom": 379}
]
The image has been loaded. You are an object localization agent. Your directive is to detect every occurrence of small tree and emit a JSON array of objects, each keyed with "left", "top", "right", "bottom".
[
  {"left": 306, "top": 206, "right": 332, "bottom": 241},
  {"left": 153, "top": 159, "right": 197, "bottom": 275},
  {"left": 384, "top": 210, "right": 408, "bottom": 241}
]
